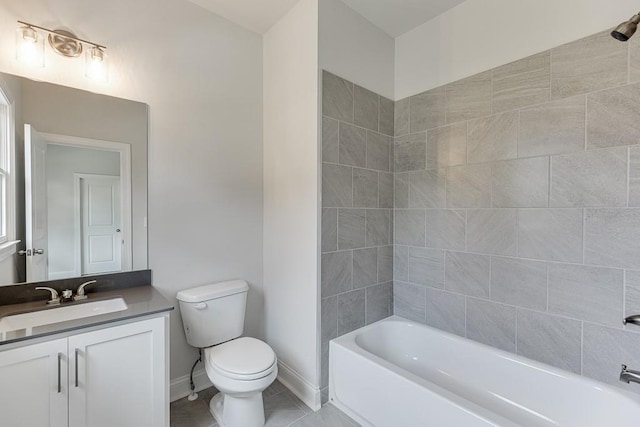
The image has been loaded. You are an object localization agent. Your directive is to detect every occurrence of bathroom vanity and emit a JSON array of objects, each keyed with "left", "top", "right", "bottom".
[
  {"left": 0, "top": 271, "right": 173, "bottom": 427},
  {"left": 0, "top": 69, "right": 165, "bottom": 426}
]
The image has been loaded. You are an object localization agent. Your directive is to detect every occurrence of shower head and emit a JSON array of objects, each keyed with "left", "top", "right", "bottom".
[{"left": 611, "top": 13, "right": 640, "bottom": 41}]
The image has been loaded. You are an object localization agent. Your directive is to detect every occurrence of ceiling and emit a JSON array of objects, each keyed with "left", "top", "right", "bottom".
[
  {"left": 186, "top": 0, "right": 302, "bottom": 35},
  {"left": 340, "top": 0, "right": 467, "bottom": 37},
  {"left": 187, "top": 0, "right": 467, "bottom": 37}
]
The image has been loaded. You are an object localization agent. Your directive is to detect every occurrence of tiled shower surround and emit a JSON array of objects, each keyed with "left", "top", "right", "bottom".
[
  {"left": 321, "top": 29, "right": 640, "bottom": 396},
  {"left": 393, "top": 29, "right": 640, "bottom": 393},
  {"left": 321, "top": 71, "right": 395, "bottom": 391}
]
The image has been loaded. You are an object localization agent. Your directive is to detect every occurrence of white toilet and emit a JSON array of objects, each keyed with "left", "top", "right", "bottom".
[{"left": 177, "top": 280, "right": 277, "bottom": 427}]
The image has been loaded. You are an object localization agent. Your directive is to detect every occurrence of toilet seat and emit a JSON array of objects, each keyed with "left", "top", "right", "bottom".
[{"left": 205, "top": 337, "right": 277, "bottom": 381}]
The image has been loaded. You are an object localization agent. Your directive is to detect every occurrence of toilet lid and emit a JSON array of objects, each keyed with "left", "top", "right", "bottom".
[{"left": 207, "top": 337, "right": 276, "bottom": 376}]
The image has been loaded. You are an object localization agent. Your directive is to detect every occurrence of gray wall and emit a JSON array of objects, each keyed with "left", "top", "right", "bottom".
[
  {"left": 393, "top": 29, "right": 640, "bottom": 393},
  {"left": 46, "top": 145, "right": 120, "bottom": 278},
  {"left": 320, "top": 71, "right": 395, "bottom": 393}
]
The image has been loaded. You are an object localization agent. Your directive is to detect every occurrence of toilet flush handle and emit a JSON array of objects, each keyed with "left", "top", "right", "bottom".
[{"left": 194, "top": 302, "right": 207, "bottom": 310}]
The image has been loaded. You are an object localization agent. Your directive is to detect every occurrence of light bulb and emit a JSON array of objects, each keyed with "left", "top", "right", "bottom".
[
  {"left": 86, "top": 46, "right": 108, "bottom": 83},
  {"left": 16, "top": 26, "right": 44, "bottom": 67}
]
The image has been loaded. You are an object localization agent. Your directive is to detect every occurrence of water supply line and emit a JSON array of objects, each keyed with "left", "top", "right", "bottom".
[{"left": 188, "top": 348, "right": 202, "bottom": 401}]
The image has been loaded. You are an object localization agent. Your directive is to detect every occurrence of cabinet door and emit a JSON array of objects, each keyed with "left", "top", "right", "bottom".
[
  {"left": 0, "top": 338, "right": 68, "bottom": 427},
  {"left": 68, "top": 317, "right": 166, "bottom": 427}
]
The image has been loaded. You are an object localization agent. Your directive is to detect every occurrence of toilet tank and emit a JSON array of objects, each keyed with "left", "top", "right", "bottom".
[{"left": 176, "top": 280, "right": 249, "bottom": 348}]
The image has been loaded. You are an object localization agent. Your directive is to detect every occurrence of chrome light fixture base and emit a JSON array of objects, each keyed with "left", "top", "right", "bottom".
[
  {"left": 48, "top": 29, "right": 83, "bottom": 57},
  {"left": 16, "top": 20, "right": 108, "bottom": 81}
]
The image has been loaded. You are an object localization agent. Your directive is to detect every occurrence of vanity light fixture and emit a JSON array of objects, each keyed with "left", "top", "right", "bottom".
[
  {"left": 85, "top": 46, "right": 108, "bottom": 83},
  {"left": 16, "top": 21, "right": 108, "bottom": 82},
  {"left": 15, "top": 24, "right": 44, "bottom": 68}
]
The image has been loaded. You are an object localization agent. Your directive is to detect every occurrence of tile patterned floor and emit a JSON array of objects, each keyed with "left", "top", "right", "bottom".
[{"left": 170, "top": 380, "right": 359, "bottom": 427}]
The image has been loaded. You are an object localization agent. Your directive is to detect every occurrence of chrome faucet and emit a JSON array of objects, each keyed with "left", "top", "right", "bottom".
[
  {"left": 35, "top": 287, "right": 61, "bottom": 305},
  {"left": 620, "top": 365, "right": 640, "bottom": 384},
  {"left": 74, "top": 280, "right": 97, "bottom": 301}
]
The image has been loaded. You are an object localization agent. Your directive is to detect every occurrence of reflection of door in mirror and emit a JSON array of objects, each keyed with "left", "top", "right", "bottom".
[
  {"left": 24, "top": 127, "right": 132, "bottom": 281},
  {"left": 78, "top": 174, "right": 122, "bottom": 275},
  {"left": 24, "top": 125, "right": 48, "bottom": 282}
]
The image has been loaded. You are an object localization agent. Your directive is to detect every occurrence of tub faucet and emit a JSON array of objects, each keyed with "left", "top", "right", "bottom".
[{"left": 620, "top": 365, "right": 640, "bottom": 384}]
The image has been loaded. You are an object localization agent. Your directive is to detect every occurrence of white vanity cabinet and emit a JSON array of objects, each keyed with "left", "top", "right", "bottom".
[
  {"left": 69, "top": 316, "right": 167, "bottom": 427},
  {"left": 0, "top": 315, "right": 168, "bottom": 427},
  {"left": 0, "top": 338, "right": 69, "bottom": 427}
]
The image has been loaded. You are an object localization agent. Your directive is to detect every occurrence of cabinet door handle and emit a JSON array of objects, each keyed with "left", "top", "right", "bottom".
[
  {"left": 75, "top": 348, "right": 79, "bottom": 387},
  {"left": 57, "top": 352, "right": 62, "bottom": 393}
]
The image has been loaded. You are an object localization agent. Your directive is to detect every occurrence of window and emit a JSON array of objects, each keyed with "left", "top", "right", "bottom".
[{"left": 0, "top": 84, "right": 15, "bottom": 250}]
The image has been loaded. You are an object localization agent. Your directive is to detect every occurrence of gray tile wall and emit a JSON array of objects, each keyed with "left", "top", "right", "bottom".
[
  {"left": 393, "top": 29, "right": 640, "bottom": 393},
  {"left": 321, "top": 71, "right": 394, "bottom": 392}
]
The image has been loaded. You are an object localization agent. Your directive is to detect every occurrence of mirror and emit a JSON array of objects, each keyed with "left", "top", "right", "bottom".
[{"left": 0, "top": 72, "right": 147, "bottom": 285}]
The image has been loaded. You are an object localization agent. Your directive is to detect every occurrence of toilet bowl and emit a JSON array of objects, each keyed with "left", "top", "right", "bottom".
[
  {"left": 205, "top": 337, "right": 278, "bottom": 427},
  {"left": 177, "top": 280, "right": 278, "bottom": 427}
]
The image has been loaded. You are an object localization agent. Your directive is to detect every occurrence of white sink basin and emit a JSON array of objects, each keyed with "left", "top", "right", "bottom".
[{"left": 0, "top": 298, "right": 128, "bottom": 336}]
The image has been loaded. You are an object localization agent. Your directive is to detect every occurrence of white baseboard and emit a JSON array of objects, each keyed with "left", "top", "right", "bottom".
[
  {"left": 170, "top": 368, "right": 213, "bottom": 402},
  {"left": 276, "top": 360, "right": 321, "bottom": 411},
  {"left": 170, "top": 362, "right": 321, "bottom": 411}
]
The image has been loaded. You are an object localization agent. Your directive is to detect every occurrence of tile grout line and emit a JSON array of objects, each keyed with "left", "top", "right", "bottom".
[
  {"left": 623, "top": 269, "right": 627, "bottom": 322},
  {"left": 515, "top": 206, "right": 519, "bottom": 258},
  {"left": 546, "top": 263, "right": 550, "bottom": 312},
  {"left": 334, "top": 119, "right": 393, "bottom": 138},
  {"left": 423, "top": 283, "right": 428, "bottom": 323},
  {"left": 627, "top": 147, "right": 631, "bottom": 208},
  {"left": 334, "top": 294, "right": 338, "bottom": 347},
  {"left": 351, "top": 81, "right": 355, "bottom": 125},
  {"left": 443, "top": 250, "right": 448, "bottom": 292},
  {"left": 464, "top": 209, "right": 468, "bottom": 252},
  {"left": 404, "top": 78, "right": 638, "bottom": 133},
  {"left": 377, "top": 95, "right": 381, "bottom": 134},
  {"left": 514, "top": 307, "right": 518, "bottom": 355},
  {"left": 392, "top": 277, "right": 637, "bottom": 334},
  {"left": 582, "top": 208, "right": 586, "bottom": 265},
  {"left": 549, "top": 48, "right": 553, "bottom": 101},
  {"left": 628, "top": 40, "right": 632, "bottom": 85},
  {"left": 488, "top": 256, "right": 493, "bottom": 301},
  {"left": 385, "top": 205, "right": 639, "bottom": 212},
  {"left": 516, "top": 109, "right": 520, "bottom": 158},
  {"left": 583, "top": 95, "right": 588, "bottom": 151},
  {"left": 547, "top": 156, "right": 551, "bottom": 208},
  {"left": 340, "top": 243, "right": 629, "bottom": 281},
  {"left": 364, "top": 280, "right": 368, "bottom": 325},
  {"left": 380, "top": 141, "right": 640, "bottom": 172},
  {"left": 580, "top": 322, "right": 584, "bottom": 376},
  {"left": 464, "top": 296, "right": 468, "bottom": 338},
  {"left": 408, "top": 96, "right": 412, "bottom": 136}
]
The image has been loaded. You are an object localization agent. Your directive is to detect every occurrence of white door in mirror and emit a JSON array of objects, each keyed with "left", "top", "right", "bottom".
[
  {"left": 25, "top": 124, "right": 49, "bottom": 282},
  {"left": 79, "top": 175, "right": 122, "bottom": 275}
]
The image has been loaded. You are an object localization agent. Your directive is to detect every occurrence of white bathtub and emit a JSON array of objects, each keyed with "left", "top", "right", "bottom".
[{"left": 329, "top": 316, "right": 640, "bottom": 427}]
